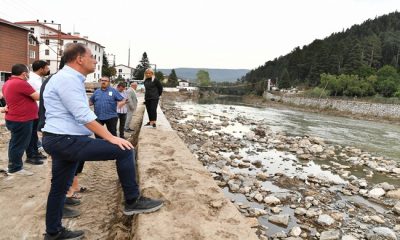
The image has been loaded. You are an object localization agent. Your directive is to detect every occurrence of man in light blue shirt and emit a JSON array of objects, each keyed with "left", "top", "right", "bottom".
[{"left": 42, "top": 43, "right": 163, "bottom": 240}]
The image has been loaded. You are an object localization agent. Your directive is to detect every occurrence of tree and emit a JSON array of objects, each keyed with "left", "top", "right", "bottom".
[
  {"left": 196, "top": 70, "right": 211, "bottom": 86},
  {"left": 167, "top": 69, "right": 179, "bottom": 87},
  {"left": 101, "top": 53, "right": 116, "bottom": 78},
  {"left": 279, "top": 68, "right": 291, "bottom": 89},
  {"left": 133, "top": 52, "right": 150, "bottom": 80},
  {"left": 155, "top": 71, "right": 164, "bottom": 83}
]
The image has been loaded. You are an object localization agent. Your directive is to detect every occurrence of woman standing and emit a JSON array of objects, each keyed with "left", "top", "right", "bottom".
[{"left": 143, "top": 68, "right": 163, "bottom": 128}]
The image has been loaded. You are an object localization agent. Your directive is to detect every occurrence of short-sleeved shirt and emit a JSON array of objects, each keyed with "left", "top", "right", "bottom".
[
  {"left": 90, "top": 86, "right": 123, "bottom": 120},
  {"left": 116, "top": 90, "right": 128, "bottom": 114},
  {"left": 2, "top": 76, "right": 38, "bottom": 121}
]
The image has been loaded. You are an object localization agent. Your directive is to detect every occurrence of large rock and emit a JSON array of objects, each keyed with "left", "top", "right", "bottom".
[
  {"left": 317, "top": 214, "right": 335, "bottom": 226},
  {"left": 367, "top": 227, "right": 397, "bottom": 240},
  {"left": 368, "top": 188, "right": 386, "bottom": 199},
  {"left": 320, "top": 230, "right": 341, "bottom": 240},
  {"left": 263, "top": 196, "right": 281, "bottom": 205},
  {"left": 268, "top": 214, "right": 290, "bottom": 226},
  {"left": 386, "top": 189, "right": 400, "bottom": 200}
]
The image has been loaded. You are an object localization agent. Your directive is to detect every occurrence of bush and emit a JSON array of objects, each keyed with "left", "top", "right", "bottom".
[{"left": 304, "top": 87, "right": 330, "bottom": 98}]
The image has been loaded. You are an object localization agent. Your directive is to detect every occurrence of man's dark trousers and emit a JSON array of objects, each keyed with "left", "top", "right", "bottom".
[
  {"left": 95, "top": 117, "right": 118, "bottom": 137},
  {"left": 43, "top": 135, "right": 140, "bottom": 234},
  {"left": 26, "top": 118, "right": 40, "bottom": 158},
  {"left": 5, "top": 120, "right": 33, "bottom": 173}
]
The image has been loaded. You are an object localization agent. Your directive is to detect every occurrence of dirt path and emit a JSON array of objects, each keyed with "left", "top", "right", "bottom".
[{"left": 0, "top": 103, "right": 145, "bottom": 240}]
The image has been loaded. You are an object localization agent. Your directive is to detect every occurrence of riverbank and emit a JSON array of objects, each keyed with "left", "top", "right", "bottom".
[{"left": 161, "top": 93, "right": 400, "bottom": 239}]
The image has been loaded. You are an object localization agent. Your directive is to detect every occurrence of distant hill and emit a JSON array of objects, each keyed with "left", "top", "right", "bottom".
[
  {"left": 243, "top": 11, "right": 400, "bottom": 89},
  {"left": 158, "top": 68, "right": 249, "bottom": 82}
]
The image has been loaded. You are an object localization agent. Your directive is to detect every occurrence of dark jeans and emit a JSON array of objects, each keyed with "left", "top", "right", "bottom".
[
  {"left": 5, "top": 120, "right": 33, "bottom": 173},
  {"left": 145, "top": 99, "right": 159, "bottom": 121},
  {"left": 95, "top": 117, "right": 118, "bottom": 138},
  {"left": 26, "top": 118, "right": 39, "bottom": 158},
  {"left": 117, "top": 113, "right": 127, "bottom": 138},
  {"left": 43, "top": 134, "right": 140, "bottom": 234}
]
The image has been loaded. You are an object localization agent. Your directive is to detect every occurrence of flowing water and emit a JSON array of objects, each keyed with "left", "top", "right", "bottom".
[{"left": 179, "top": 96, "right": 400, "bottom": 162}]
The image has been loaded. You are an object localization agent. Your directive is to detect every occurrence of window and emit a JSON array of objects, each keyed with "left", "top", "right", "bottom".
[
  {"left": 45, "top": 49, "right": 49, "bottom": 55},
  {"left": 94, "top": 55, "right": 96, "bottom": 60},
  {"left": 98, "top": 65, "right": 100, "bottom": 70},
  {"left": 45, "top": 39, "right": 49, "bottom": 45},
  {"left": 30, "top": 27, "right": 34, "bottom": 33},
  {"left": 29, "top": 37, "right": 36, "bottom": 46},
  {"left": 29, "top": 50, "right": 35, "bottom": 59},
  {"left": 98, "top": 56, "right": 100, "bottom": 61},
  {"left": 118, "top": 69, "right": 122, "bottom": 73},
  {"left": 59, "top": 50, "right": 63, "bottom": 55},
  {"left": 94, "top": 73, "right": 96, "bottom": 78},
  {"left": 60, "top": 40, "right": 64, "bottom": 45},
  {"left": 73, "top": 40, "right": 77, "bottom": 43},
  {"left": 95, "top": 45, "right": 97, "bottom": 51}
]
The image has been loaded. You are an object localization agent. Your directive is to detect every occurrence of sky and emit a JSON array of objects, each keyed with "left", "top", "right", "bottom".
[{"left": 0, "top": 0, "right": 399, "bottom": 70}]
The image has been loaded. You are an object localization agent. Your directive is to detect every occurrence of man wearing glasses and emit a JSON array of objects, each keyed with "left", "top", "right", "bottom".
[{"left": 89, "top": 76, "right": 126, "bottom": 137}]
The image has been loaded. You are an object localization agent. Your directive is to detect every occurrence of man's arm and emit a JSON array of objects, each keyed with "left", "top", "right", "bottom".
[
  {"left": 85, "top": 120, "right": 133, "bottom": 150},
  {"left": 117, "top": 99, "right": 127, "bottom": 108},
  {"left": 30, "top": 92, "right": 40, "bottom": 101}
]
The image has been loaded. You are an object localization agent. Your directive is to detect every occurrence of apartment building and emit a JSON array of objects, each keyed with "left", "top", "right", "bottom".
[
  {"left": 0, "top": 18, "right": 39, "bottom": 82},
  {"left": 16, "top": 21, "right": 104, "bottom": 82}
]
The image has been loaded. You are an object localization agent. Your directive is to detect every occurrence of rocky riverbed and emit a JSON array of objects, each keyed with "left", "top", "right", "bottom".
[{"left": 161, "top": 98, "right": 400, "bottom": 240}]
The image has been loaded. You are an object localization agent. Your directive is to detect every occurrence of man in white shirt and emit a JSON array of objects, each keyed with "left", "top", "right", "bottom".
[
  {"left": 26, "top": 60, "right": 49, "bottom": 164},
  {"left": 125, "top": 82, "right": 138, "bottom": 132}
]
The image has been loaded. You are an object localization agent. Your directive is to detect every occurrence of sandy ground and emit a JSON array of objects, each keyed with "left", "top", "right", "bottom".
[{"left": 0, "top": 102, "right": 144, "bottom": 240}]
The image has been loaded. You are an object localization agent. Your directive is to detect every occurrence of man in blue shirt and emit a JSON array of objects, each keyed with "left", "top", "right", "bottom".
[
  {"left": 89, "top": 76, "right": 125, "bottom": 137},
  {"left": 42, "top": 43, "right": 163, "bottom": 240}
]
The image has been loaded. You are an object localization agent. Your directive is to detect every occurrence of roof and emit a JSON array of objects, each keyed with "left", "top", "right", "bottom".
[
  {"left": 0, "top": 18, "right": 30, "bottom": 31},
  {"left": 41, "top": 34, "right": 104, "bottom": 48},
  {"left": 14, "top": 20, "right": 65, "bottom": 34}
]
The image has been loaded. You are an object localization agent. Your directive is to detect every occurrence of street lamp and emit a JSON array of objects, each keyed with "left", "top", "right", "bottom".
[{"left": 149, "top": 63, "right": 157, "bottom": 72}]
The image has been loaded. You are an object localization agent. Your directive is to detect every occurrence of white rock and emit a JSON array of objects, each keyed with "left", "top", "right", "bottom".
[
  {"left": 367, "top": 227, "right": 397, "bottom": 240},
  {"left": 368, "top": 188, "right": 386, "bottom": 199},
  {"left": 268, "top": 214, "right": 290, "bottom": 226},
  {"left": 289, "top": 226, "right": 302, "bottom": 237},
  {"left": 317, "top": 214, "right": 335, "bottom": 226},
  {"left": 263, "top": 196, "right": 281, "bottom": 205}
]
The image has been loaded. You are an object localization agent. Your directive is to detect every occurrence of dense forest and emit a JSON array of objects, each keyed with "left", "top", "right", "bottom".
[{"left": 241, "top": 11, "right": 400, "bottom": 97}]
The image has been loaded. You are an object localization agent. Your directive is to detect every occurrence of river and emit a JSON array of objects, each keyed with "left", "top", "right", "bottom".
[{"left": 178, "top": 96, "right": 400, "bottom": 162}]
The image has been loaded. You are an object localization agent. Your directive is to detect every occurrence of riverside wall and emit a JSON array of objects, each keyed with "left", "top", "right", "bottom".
[
  {"left": 133, "top": 98, "right": 258, "bottom": 240},
  {"left": 264, "top": 92, "right": 400, "bottom": 118}
]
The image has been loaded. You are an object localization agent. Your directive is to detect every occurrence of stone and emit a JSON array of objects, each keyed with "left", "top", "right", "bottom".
[
  {"left": 342, "top": 235, "right": 359, "bottom": 240},
  {"left": 268, "top": 214, "right": 290, "bottom": 226},
  {"left": 317, "top": 214, "right": 335, "bottom": 226},
  {"left": 289, "top": 226, "right": 302, "bottom": 237},
  {"left": 263, "top": 196, "right": 281, "bottom": 205},
  {"left": 367, "top": 227, "right": 397, "bottom": 240},
  {"left": 368, "top": 188, "right": 386, "bottom": 199},
  {"left": 320, "top": 230, "right": 341, "bottom": 240},
  {"left": 386, "top": 189, "right": 400, "bottom": 200}
]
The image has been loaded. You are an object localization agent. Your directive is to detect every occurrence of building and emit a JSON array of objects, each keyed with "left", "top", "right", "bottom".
[
  {"left": 0, "top": 18, "right": 39, "bottom": 82},
  {"left": 178, "top": 79, "right": 189, "bottom": 87},
  {"left": 115, "top": 64, "right": 134, "bottom": 80},
  {"left": 16, "top": 21, "right": 104, "bottom": 82}
]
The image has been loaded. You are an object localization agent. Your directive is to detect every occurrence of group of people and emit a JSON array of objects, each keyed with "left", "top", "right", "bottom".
[{"left": 2, "top": 42, "right": 164, "bottom": 240}]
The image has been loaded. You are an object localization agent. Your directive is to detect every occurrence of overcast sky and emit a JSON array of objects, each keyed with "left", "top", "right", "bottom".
[{"left": 0, "top": 0, "right": 399, "bottom": 69}]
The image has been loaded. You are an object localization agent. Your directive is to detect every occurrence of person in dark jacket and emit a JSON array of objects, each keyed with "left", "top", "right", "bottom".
[{"left": 143, "top": 68, "right": 163, "bottom": 128}]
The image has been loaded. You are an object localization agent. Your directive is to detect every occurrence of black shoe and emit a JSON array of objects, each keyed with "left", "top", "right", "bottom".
[
  {"left": 123, "top": 196, "right": 163, "bottom": 215},
  {"left": 26, "top": 158, "right": 44, "bottom": 165},
  {"left": 125, "top": 128, "right": 134, "bottom": 132},
  {"left": 62, "top": 207, "right": 80, "bottom": 219},
  {"left": 152, "top": 123, "right": 156, "bottom": 128},
  {"left": 44, "top": 227, "right": 84, "bottom": 240},
  {"left": 144, "top": 122, "right": 150, "bottom": 126},
  {"left": 34, "top": 153, "right": 47, "bottom": 160},
  {"left": 65, "top": 197, "right": 81, "bottom": 206}
]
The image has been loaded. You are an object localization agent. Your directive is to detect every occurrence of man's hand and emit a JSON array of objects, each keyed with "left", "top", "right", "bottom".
[{"left": 108, "top": 136, "right": 134, "bottom": 150}]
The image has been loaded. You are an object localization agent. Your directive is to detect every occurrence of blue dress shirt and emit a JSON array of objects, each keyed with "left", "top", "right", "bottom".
[
  {"left": 90, "top": 86, "right": 123, "bottom": 120},
  {"left": 42, "top": 65, "right": 97, "bottom": 135}
]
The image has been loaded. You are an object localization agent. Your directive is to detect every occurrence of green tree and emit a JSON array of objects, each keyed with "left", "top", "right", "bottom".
[
  {"left": 101, "top": 53, "right": 116, "bottom": 78},
  {"left": 133, "top": 52, "right": 150, "bottom": 80},
  {"left": 196, "top": 70, "right": 211, "bottom": 86},
  {"left": 167, "top": 69, "right": 179, "bottom": 87},
  {"left": 155, "top": 71, "right": 164, "bottom": 83},
  {"left": 279, "top": 68, "right": 291, "bottom": 89}
]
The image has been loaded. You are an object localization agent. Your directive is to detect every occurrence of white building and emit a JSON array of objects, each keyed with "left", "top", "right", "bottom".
[
  {"left": 115, "top": 64, "right": 134, "bottom": 80},
  {"left": 15, "top": 20, "right": 104, "bottom": 82},
  {"left": 178, "top": 79, "right": 189, "bottom": 87}
]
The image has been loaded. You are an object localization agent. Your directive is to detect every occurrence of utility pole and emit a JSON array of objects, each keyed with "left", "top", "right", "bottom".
[{"left": 41, "top": 20, "right": 62, "bottom": 69}]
